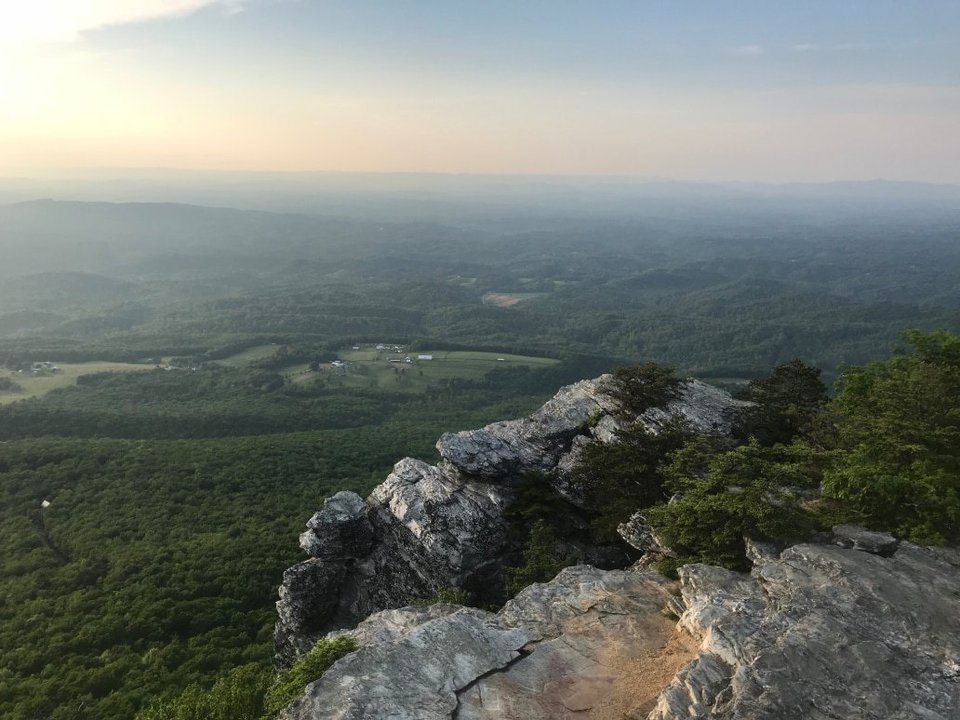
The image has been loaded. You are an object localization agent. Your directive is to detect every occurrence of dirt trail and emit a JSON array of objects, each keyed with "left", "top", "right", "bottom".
[{"left": 587, "top": 617, "right": 699, "bottom": 720}]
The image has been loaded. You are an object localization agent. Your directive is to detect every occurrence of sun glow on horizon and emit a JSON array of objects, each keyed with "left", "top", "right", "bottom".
[{"left": 1, "top": 1, "right": 958, "bottom": 182}]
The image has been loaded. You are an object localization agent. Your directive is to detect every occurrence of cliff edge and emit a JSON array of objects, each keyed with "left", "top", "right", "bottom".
[
  {"left": 272, "top": 374, "right": 960, "bottom": 719},
  {"left": 273, "top": 375, "right": 746, "bottom": 667}
]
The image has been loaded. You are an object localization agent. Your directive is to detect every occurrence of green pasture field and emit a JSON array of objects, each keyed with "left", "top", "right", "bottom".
[
  {"left": 214, "top": 344, "right": 281, "bottom": 366},
  {"left": 481, "top": 292, "right": 548, "bottom": 307},
  {"left": 284, "top": 349, "right": 559, "bottom": 393},
  {"left": 0, "top": 362, "right": 153, "bottom": 404}
]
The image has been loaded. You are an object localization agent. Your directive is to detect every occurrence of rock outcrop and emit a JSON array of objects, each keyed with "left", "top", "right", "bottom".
[
  {"left": 279, "top": 535, "right": 960, "bottom": 720},
  {"left": 274, "top": 375, "right": 747, "bottom": 667},
  {"left": 279, "top": 566, "right": 693, "bottom": 720},
  {"left": 273, "top": 371, "right": 960, "bottom": 720},
  {"left": 435, "top": 376, "right": 622, "bottom": 478},
  {"left": 651, "top": 535, "right": 960, "bottom": 720}
]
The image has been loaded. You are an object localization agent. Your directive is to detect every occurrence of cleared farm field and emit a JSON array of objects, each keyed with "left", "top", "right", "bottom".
[
  {"left": 290, "top": 349, "right": 559, "bottom": 393},
  {"left": 215, "top": 344, "right": 281, "bottom": 366},
  {"left": 481, "top": 292, "right": 547, "bottom": 308},
  {"left": 0, "top": 362, "right": 153, "bottom": 405}
]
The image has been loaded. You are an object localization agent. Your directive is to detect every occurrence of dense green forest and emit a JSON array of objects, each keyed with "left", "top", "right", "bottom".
[
  {"left": 0, "top": 395, "right": 550, "bottom": 719},
  {"left": 1, "top": 196, "right": 958, "bottom": 719}
]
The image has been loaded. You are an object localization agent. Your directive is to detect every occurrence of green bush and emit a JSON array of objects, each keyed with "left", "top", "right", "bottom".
[
  {"left": 410, "top": 587, "right": 471, "bottom": 606},
  {"left": 506, "top": 520, "right": 569, "bottom": 596},
  {"left": 569, "top": 419, "right": 690, "bottom": 542},
  {"left": 823, "top": 330, "right": 960, "bottom": 543},
  {"left": 605, "top": 363, "right": 682, "bottom": 418},
  {"left": 136, "top": 636, "right": 358, "bottom": 720},
  {"left": 647, "top": 440, "right": 824, "bottom": 569},
  {"left": 262, "top": 637, "right": 358, "bottom": 717},
  {"left": 137, "top": 663, "right": 271, "bottom": 720},
  {"left": 734, "top": 359, "right": 828, "bottom": 445}
]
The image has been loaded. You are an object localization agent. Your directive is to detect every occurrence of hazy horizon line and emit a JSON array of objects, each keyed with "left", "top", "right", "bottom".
[{"left": 5, "top": 168, "right": 960, "bottom": 189}]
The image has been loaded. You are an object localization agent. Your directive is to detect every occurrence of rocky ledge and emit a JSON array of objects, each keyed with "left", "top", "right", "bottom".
[
  {"left": 274, "top": 375, "right": 747, "bottom": 667},
  {"left": 652, "top": 534, "right": 960, "bottom": 720},
  {"left": 279, "top": 565, "right": 690, "bottom": 720},
  {"left": 279, "top": 532, "right": 960, "bottom": 720}
]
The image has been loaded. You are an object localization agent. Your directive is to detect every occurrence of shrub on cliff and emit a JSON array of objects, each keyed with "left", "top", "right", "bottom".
[
  {"left": 605, "top": 362, "right": 682, "bottom": 418},
  {"left": 136, "top": 636, "right": 358, "bottom": 720},
  {"left": 136, "top": 663, "right": 271, "bottom": 720},
  {"left": 646, "top": 440, "right": 825, "bottom": 569},
  {"left": 262, "top": 636, "right": 358, "bottom": 717},
  {"left": 569, "top": 419, "right": 690, "bottom": 542},
  {"left": 506, "top": 520, "right": 570, "bottom": 596},
  {"left": 824, "top": 330, "right": 960, "bottom": 544},
  {"left": 733, "top": 358, "right": 829, "bottom": 445}
]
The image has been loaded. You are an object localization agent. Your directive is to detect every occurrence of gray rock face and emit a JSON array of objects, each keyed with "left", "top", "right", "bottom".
[
  {"left": 299, "top": 491, "right": 373, "bottom": 560},
  {"left": 280, "top": 566, "right": 687, "bottom": 720},
  {"left": 274, "top": 459, "right": 514, "bottom": 667},
  {"left": 651, "top": 541, "right": 960, "bottom": 720},
  {"left": 832, "top": 524, "right": 899, "bottom": 557},
  {"left": 274, "top": 560, "right": 348, "bottom": 664},
  {"left": 436, "top": 376, "right": 621, "bottom": 478},
  {"left": 280, "top": 606, "right": 531, "bottom": 720},
  {"left": 437, "top": 377, "right": 747, "bottom": 481},
  {"left": 639, "top": 379, "right": 751, "bottom": 436},
  {"left": 618, "top": 511, "right": 659, "bottom": 553},
  {"left": 274, "top": 374, "right": 747, "bottom": 667},
  {"left": 368, "top": 458, "right": 510, "bottom": 579},
  {"left": 279, "top": 537, "right": 960, "bottom": 720}
]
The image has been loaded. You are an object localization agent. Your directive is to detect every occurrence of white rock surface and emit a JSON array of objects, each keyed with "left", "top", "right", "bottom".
[
  {"left": 651, "top": 541, "right": 960, "bottom": 720},
  {"left": 280, "top": 566, "right": 682, "bottom": 720}
]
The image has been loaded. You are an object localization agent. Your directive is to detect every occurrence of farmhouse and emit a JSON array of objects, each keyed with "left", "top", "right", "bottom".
[{"left": 417, "top": 355, "right": 433, "bottom": 361}]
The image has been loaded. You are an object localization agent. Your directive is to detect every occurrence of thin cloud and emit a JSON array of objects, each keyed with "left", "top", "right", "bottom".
[
  {"left": 793, "top": 43, "right": 820, "bottom": 52},
  {"left": 729, "top": 45, "right": 764, "bottom": 57},
  {"left": 0, "top": 1, "right": 248, "bottom": 48}
]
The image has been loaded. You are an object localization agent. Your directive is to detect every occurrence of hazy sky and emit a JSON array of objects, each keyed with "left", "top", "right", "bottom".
[{"left": 2, "top": 1, "right": 959, "bottom": 182}]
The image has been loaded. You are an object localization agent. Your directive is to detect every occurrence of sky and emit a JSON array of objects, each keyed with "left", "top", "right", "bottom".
[{"left": 1, "top": 0, "right": 959, "bottom": 182}]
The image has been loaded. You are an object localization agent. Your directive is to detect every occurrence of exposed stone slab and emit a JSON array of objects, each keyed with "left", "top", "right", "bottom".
[
  {"left": 638, "top": 379, "right": 751, "bottom": 437},
  {"left": 279, "top": 608, "right": 531, "bottom": 720},
  {"left": 436, "top": 376, "right": 620, "bottom": 478},
  {"left": 280, "top": 566, "right": 690, "bottom": 720},
  {"left": 832, "top": 524, "right": 899, "bottom": 557},
  {"left": 300, "top": 491, "right": 373, "bottom": 560},
  {"left": 458, "top": 566, "right": 691, "bottom": 720},
  {"left": 651, "top": 541, "right": 960, "bottom": 720},
  {"left": 368, "top": 458, "right": 511, "bottom": 577}
]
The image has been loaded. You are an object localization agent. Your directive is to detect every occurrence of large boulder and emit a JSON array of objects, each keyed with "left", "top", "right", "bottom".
[
  {"left": 651, "top": 540, "right": 960, "bottom": 719},
  {"left": 436, "top": 376, "right": 621, "bottom": 478},
  {"left": 274, "top": 460, "right": 513, "bottom": 666},
  {"left": 299, "top": 491, "right": 373, "bottom": 560},
  {"left": 638, "top": 379, "right": 751, "bottom": 436}
]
